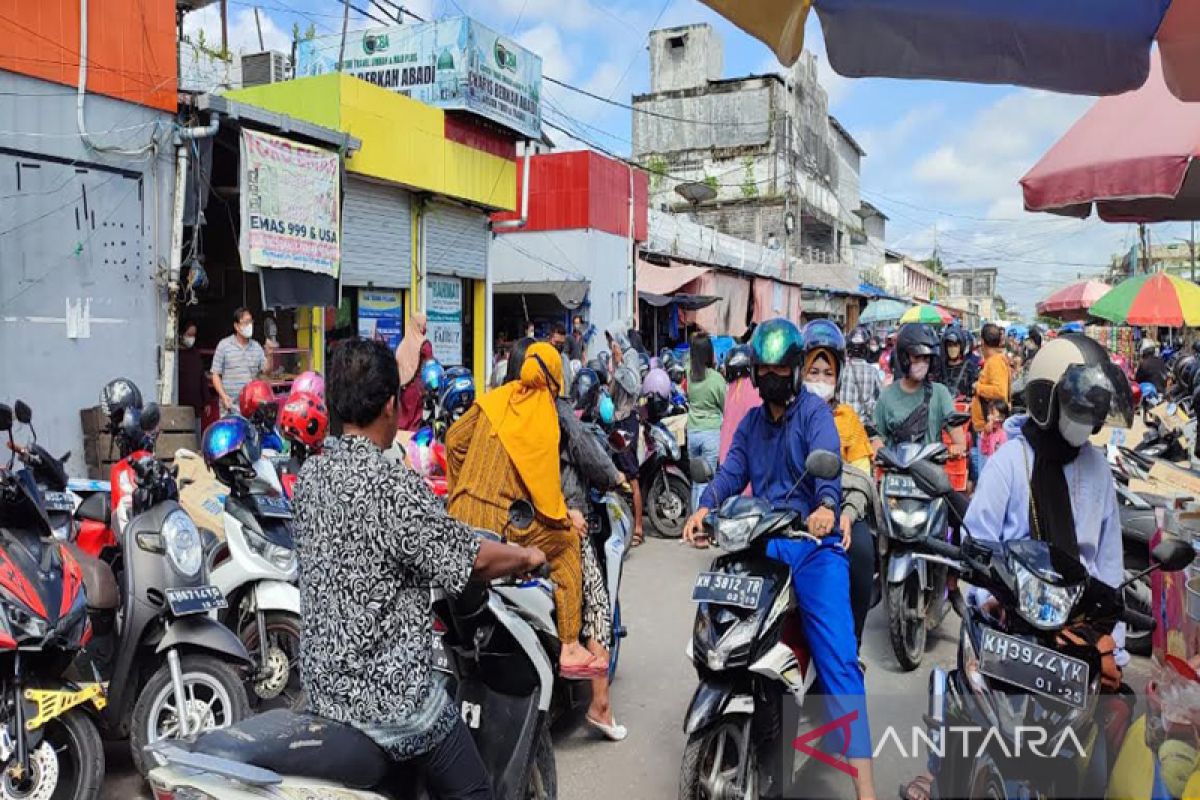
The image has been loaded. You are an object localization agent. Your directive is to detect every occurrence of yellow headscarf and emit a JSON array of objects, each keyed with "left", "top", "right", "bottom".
[{"left": 476, "top": 341, "right": 567, "bottom": 522}]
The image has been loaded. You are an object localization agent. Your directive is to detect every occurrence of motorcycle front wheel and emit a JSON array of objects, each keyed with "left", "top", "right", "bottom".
[
  {"left": 0, "top": 709, "right": 104, "bottom": 800},
  {"left": 1123, "top": 570, "right": 1153, "bottom": 656},
  {"left": 648, "top": 474, "right": 690, "bottom": 538},
  {"left": 524, "top": 719, "right": 557, "bottom": 800},
  {"left": 887, "top": 575, "right": 926, "bottom": 672},
  {"left": 679, "top": 715, "right": 758, "bottom": 800},
  {"left": 238, "top": 611, "right": 305, "bottom": 710}
]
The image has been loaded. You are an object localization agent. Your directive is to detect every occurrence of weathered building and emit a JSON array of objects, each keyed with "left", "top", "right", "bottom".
[
  {"left": 944, "top": 267, "right": 1003, "bottom": 325},
  {"left": 882, "top": 251, "right": 948, "bottom": 303}
]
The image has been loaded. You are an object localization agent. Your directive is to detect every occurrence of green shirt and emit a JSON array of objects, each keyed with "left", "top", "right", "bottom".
[
  {"left": 687, "top": 368, "right": 727, "bottom": 431},
  {"left": 874, "top": 380, "right": 955, "bottom": 446}
]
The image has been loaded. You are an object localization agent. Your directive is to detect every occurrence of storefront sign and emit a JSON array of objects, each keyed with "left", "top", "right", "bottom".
[
  {"left": 297, "top": 17, "right": 542, "bottom": 139},
  {"left": 427, "top": 277, "right": 463, "bottom": 366},
  {"left": 239, "top": 129, "right": 340, "bottom": 277},
  {"left": 357, "top": 289, "right": 404, "bottom": 349}
]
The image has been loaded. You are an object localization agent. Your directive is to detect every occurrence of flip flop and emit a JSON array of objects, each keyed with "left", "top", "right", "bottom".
[
  {"left": 586, "top": 714, "right": 628, "bottom": 742},
  {"left": 560, "top": 663, "right": 609, "bottom": 680},
  {"left": 630, "top": 531, "right": 645, "bottom": 548}
]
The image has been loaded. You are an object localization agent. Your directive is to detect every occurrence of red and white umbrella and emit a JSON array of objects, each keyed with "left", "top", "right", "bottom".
[{"left": 1035, "top": 280, "right": 1111, "bottom": 321}]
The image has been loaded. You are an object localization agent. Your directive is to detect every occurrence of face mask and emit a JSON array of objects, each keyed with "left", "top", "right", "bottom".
[
  {"left": 758, "top": 372, "right": 795, "bottom": 405},
  {"left": 598, "top": 394, "right": 615, "bottom": 425},
  {"left": 180, "top": 335, "right": 196, "bottom": 349},
  {"left": 239, "top": 324, "right": 253, "bottom": 339},
  {"left": 574, "top": 323, "right": 584, "bottom": 333},
  {"left": 1058, "top": 415, "right": 1093, "bottom": 448},
  {"left": 804, "top": 380, "right": 835, "bottom": 401},
  {"left": 908, "top": 362, "right": 930, "bottom": 381}
]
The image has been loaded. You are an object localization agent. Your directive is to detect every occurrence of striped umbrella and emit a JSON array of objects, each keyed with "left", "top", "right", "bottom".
[
  {"left": 858, "top": 298, "right": 909, "bottom": 324},
  {"left": 1089, "top": 272, "right": 1200, "bottom": 326},
  {"left": 899, "top": 304, "right": 953, "bottom": 325}
]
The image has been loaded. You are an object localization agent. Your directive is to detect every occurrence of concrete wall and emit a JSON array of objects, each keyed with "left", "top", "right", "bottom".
[
  {"left": 489, "top": 229, "right": 631, "bottom": 358},
  {"left": 0, "top": 70, "right": 174, "bottom": 476},
  {"left": 648, "top": 24, "right": 723, "bottom": 93},
  {"left": 633, "top": 81, "right": 776, "bottom": 159}
]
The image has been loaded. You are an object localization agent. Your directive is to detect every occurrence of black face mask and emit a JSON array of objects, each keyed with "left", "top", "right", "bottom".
[{"left": 758, "top": 372, "right": 795, "bottom": 405}]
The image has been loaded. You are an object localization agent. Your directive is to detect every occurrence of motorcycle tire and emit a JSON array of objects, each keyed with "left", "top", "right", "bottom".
[
  {"left": 647, "top": 474, "right": 690, "bottom": 539},
  {"left": 678, "top": 716, "right": 758, "bottom": 800},
  {"left": 887, "top": 577, "right": 926, "bottom": 672},
  {"left": 129, "top": 654, "right": 250, "bottom": 777},
  {"left": 238, "top": 611, "right": 305, "bottom": 711},
  {"left": 609, "top": 600, "right": 623, "bottom": 683},
  {"left": 1123, "top": 571, "right": 1153, "bottom": 657},
  {"left": 0, "top": 708, "right": 105, "bottom": 800},
  {"left": 523, "top": 719, "right": 557, "bottom": 800}
]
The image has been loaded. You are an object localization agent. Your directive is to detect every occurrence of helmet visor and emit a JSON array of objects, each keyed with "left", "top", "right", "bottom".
[{"left": 1055, "top": 361, "right": 1133, "bottom": 430}]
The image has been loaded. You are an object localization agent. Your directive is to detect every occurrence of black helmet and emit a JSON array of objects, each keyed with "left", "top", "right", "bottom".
[
  {"left": 847, "top": 326, "right": 870, "bottom": 359},
  {"left": 586, "top": 357, "right": 610, "bottom": 387},
  {"left": 1025, "top": 334, "right": 1133, "bottom": 431},
  {"left": 100, "top": 378, "right": 143, "bottom": 429},
  {"left": 749, "top": 318, "right": 804, "bottom": 392},
  {"left": 1175, "top": 354, "right": 1200, "bottom": 394},
  {"left": 637, "top": 351, "right": 651, "bottom": 380},
  {"left": 572, "top": 367, "right": 602, "bottom": 413},
  {"left": 668, "top": 362, "right": 686, "bottom": 386},
  {"left": 658, "top": 348, "right": 677, "bottom": 371},
  {"left": 723, "top": 344, "right": 754, "bottom": 382},
  {"left": 895, "top": 323, "right": 940, "bottom": 379},
  {"left": 942, "top": 324, "right": 968, "bottom": 362}
]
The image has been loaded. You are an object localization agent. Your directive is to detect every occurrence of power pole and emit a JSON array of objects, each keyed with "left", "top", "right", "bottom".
[
  {"left": 337, "top": 0, "right": 351, "bottom": 71},
  {"left": 220, "top": 0, "right": 228, "bottom": 53},
  {"left": 1192, "top": 220, "right": 1196, "bottom": 283},
  {"left": 253, "top": 6, "right": 264, "bottom": 51}
]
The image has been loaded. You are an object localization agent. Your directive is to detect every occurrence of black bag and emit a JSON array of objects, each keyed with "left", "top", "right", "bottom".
[{"left": 891, "top": 384, "right": 934, "bottom": 445}]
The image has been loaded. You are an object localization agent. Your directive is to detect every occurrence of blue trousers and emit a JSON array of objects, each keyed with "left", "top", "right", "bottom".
[
  {"left": 687, "top": 427, "right": 721, "bottom": 513},
  {"left": 766, "top": 536, "right": 872, "bottom": 759}
]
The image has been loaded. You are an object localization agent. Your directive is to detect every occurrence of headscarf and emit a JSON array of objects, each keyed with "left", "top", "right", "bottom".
[
  {"left": 476, "top": 341, "right": 568, "bottom": 522},
  {"left": 719, "top": 377, "right": 761, "bottom": 462},
  {"left": 396, "top": 313, "right": 428, "bottom": 386},
  {"left": 1021, "top": 418, "right": 1081, "bottom": 561}
]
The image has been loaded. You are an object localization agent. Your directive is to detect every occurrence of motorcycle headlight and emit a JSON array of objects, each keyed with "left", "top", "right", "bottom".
[
  {"left": 162, "top": 510, "right": 203, "bottom": 578},
  {"left": 713, "top": 516, "right": 757, "bottom": 552},
  {"left": 888, "top": 499, "right": 929, "bottom": 530},
  {"left": 1013, "top": 560, "right": 1081, "bottom": 630},
  {"left": 652, "top": 427, "right": 680, "bottom": 460},
  {"left": 703, "top": 618, "right": 757, "bottom": 671},
  {"left": 246, "top": 528, "right": 297, "bottom": 575}
]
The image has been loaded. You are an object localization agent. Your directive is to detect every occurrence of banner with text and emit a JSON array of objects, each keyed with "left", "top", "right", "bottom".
[
  {"left": 357, "top": 289, "right": 404, "bottom": 350},
  {"left": 239, "top": 129, "right": 341, "bottom": 277},
  {"left": 428, "top": 277, "right": 463, "bottom": 366},
  {"left": 296, "top": 17, "right": 542, "bottom": 139}
]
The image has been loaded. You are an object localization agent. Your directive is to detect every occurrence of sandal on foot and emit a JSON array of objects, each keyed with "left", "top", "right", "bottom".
[
  {"left": 586, "top": 714, "right": 628, "bottom": 741},
  {"left": 899, "top": 774, "right": 934, "bottom": 800}
]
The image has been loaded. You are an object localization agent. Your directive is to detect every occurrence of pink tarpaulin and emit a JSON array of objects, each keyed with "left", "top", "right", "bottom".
[
  {"left": 680, "top": 271, "right": 752, "bottom": 337},
  {"left": 635, "top": 260, "right": 710, "bottom": 295},
  {"left": 752, "top": 278, "right": 803, "bottom": 324},
  {"left": 1035, "top": 280, "right": 1111, "bottom": 321},
  {"left": 1020, "top": 51, "right": 1200, "bottom": 223}
]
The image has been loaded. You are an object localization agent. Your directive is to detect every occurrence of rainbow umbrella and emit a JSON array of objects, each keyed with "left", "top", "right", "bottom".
[
  {"left": 899, "top": 304, "right": 952, "bottom": 325},
  {"left": 1089, "top": 272, "right": 1200, "bottom": 326}
]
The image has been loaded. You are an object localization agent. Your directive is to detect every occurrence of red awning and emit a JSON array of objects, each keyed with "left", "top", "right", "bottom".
[{"left": 636, "top": 260, "right": 709, "bottom": 296}]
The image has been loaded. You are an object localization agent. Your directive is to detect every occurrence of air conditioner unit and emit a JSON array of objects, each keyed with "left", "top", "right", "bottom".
[{"left": 241, "top": 51, "right": 289, "bottom": 88}]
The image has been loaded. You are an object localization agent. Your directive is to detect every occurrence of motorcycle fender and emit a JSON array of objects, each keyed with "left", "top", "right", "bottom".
[
  {"left": 663, "top": 463, "right": 689, "bottom": 484},
  {"left": 887, "top": 551, "right": 918, "bottom": 585},
  {"left": 252, "top": 580, "right": 300, "bottom": 614},
  {"left": 683, "top": 681, "right": 750, "bottom": 735},
  {"left": 157, "top": 615, "right": 254, "bottom": 666}
]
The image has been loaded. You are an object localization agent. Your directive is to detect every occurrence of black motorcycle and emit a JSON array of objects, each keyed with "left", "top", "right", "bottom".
[
  {"left": 903, "top": 457, "right": 1193, "bottom": 799},
  {"left": 639, "top": 415, "right": 692, "bottom": 539}
]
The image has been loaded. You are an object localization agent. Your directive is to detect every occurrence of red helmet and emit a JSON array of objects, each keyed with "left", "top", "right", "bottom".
[
  {"left": 238, "top": 380, "right": 277, "bottom": 421},
  {"left": 279, "top": 391, "right": 328, "bottom": 450}
]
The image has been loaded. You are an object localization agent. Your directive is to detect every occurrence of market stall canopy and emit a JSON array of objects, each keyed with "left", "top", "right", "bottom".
[
  {"left": 636, "top": 260, "right": 710, "bottom": 295},
  {"left": 1021, "top": 52, "right": 1200, "bottom": 223},
  {"left": 493, "top": 280, "right": 590, "bottom": 309},
  {"left": 697, "top": 0, "right": 1190, "bottom": 97},
  {"left": 858, "top": 298, "right": 909, "bottom": 324},
  {"left": 1089, "top": 272, "right": 1200, "bottom": 327},
  {"left": 638, "top": 291, "right": 719, "bottom": 310},
  {"left": 1035, "top": 280, "right": 1111, "bottom": 321}
]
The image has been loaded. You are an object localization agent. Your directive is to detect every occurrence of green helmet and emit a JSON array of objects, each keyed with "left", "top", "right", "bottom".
[{"left": 750, "top": 318, "right": 804, "bottom": 368}]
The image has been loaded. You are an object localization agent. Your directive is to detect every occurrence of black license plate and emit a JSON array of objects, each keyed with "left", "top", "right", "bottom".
[
  {"left": 165, "top": 585, "right": 227, "bottom": 617},
  {"left": 977, "top": 629, "right": 1089, "bottom": 708},
  {"left": 253, "top": 494, "right": 293, "bottom": 519},
  {"left": 691, "top": 572, "right": 764, "bottom": 609},
  {"left": 432, "top": 631, "right": 451, "bottom": 674},
  {"left": 41, "top": 491, "right": 75, "bottom": 512}
]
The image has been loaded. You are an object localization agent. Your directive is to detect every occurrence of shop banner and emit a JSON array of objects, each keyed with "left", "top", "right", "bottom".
[
  {"left": 428, "top": 277, "right": 463, "bottom": 366},
  {"left": 296, "top": 17, "right": 542, "bottom": 139},
  {"left": 239, "top": 129, "right": 341, "bottom": 277},
  {"left": 357, "top": 289, "right": 404, "bottom": 349}
]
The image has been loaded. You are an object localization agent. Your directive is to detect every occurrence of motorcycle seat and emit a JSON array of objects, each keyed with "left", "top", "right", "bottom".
[
  {"left": 75, "top": 492, "right": 111, "bottom": 526},
  {"left": 63, "top": 543, "right": 119, "bottom": 610},
  {"left": 187, "top": 709, "right": 390, "bottom": 790}
]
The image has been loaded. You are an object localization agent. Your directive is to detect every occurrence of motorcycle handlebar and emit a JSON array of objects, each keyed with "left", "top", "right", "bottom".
[{"left": 921, "top": 535, "right": 962, "bottom": 562}]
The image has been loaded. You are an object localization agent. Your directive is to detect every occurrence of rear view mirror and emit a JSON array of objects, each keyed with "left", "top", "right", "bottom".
[
  {"left": 805, "top": 450, "right": 841, "bottom": 481},
  {"left": 1152, "top": 538, "right": 1195, "bottom": 573},
  {"left": 140, "top": 403, "right": 161, "bottom": 432},
  {"left": 13, "top": 401, "right": 31, "bottom": 425},
  {"left": 0, "top": 405, "right": 11, "bottom": 433},
  {"left": 508, "top": 499, "right": 534, "bottom": 531},
  {"left": 910, "top": 459, "right": 953, "bottom": 497}
]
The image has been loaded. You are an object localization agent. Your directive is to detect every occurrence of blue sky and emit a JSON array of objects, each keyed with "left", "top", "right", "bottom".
[{"left": 186, "top": 0, "right": 1194, "bottom": 317}]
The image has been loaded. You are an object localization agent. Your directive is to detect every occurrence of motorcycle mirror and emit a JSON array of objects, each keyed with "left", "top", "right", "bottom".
[
  {"left": 1152, "top": 538, "right": 1195, "bottom": 573},
  {"left": 909, "top": 459, "right": 953, "bottom": 497},
  {"left": 0, "top": 405, "right": 11, "bottom": 432},
  {"left": 944, "top": 412, "right": 971, "bottom": 430},
  {"left": 140, "top": 403, "right": 161, "bottom": 432},
  {"left": 805, "top": 450, "right": 841, "bottom": 481},
  {"left": 13, "top": 401, "right": 31, "bottom": 425},
  {"left": 689, "top": 458, "right": 714, "bottom": 483},
  {"left": 508, "top": 499, "right": 535, "bottom": 531}
]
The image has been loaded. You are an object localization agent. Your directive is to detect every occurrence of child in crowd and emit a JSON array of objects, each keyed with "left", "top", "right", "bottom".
[{"left": 978, "top": 399, "right": 1010, "bottom": 468}]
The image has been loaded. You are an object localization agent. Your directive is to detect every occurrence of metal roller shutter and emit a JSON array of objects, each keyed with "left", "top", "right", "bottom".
[
  {"left": 424, "top": 201, "right": 487, "bottom": 280},
  {"left": 341, "top": 178, "right": 411, "bottom": 288}
]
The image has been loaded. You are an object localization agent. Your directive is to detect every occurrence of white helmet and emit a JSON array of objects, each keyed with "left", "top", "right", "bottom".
[{"left": 1024, "top": 334, "right": 1133, "bottom": 434}]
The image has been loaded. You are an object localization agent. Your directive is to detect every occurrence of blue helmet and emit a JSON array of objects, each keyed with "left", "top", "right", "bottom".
[
  {"left": 202, "top": 416, "right": 260, "bottom": 484},
  {"left": 597, "top": 389, "right": 615, "bottom": 425},
  {"left": 1139, "top": 381, "right": 1159, "bottom": 403},
  {"left": 420, "top": 359, "right": 445, "bottom": 394},
  {"left": 440, "top": 368, "right": 476, "bottom": 420}
]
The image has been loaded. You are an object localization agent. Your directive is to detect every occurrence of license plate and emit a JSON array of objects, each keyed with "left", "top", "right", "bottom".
[
  {"left": 165, "top": 585, "right": 227, "bottom": 617},
  {"left": 432, "top": 631, "right": 451, "bottom": 674},
  {"left": 41, "top": 491, "right": 75, "bottom": 512},
  {"left": 253, "top": 494, "right": 293, "bottom": 519},
  {"left": 692, "top": 572, "right": 764, "bottom": 609},
  {"left": 977, "top": 629, "right": 1089, "bottom": 708}
]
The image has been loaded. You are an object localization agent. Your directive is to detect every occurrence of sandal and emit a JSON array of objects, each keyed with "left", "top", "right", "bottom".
[
  {"left": 688, "top": 532, "right": 710, "bottom": 550},
  {"left": 586, "top": 714, "right": 628, "bottom": 742},
  {"left": 560, "top": 662, "right": 609, "bottom": 680},
  {"left": 899, "top": 774, "right": 934, "bottom": 800},
  {"left": 630, "top": 530, "right": 645, "bottom": 548}
]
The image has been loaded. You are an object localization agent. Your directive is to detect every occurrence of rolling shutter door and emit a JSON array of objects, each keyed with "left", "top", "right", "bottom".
[
  {"left": 425, "top": 201, "right": 487, "bottom": 280},
  {"left": 341, "top": 178, "right": 411, "bottom": 288}
]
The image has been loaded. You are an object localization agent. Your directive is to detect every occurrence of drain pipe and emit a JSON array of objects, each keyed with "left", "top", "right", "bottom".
[
  {"left": 158, "top": 117, "right": 221, "bottom": 405},
  {"left": 488, "top": 141, "right": 533, "bottom": 384}
]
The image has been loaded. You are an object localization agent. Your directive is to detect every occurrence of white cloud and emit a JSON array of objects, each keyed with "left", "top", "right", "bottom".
[
  {"left": 182, "top": 6, "right": 292, "bottom": 56},
  {"left": 515, "top": 23, "right": 574, "bottom": 83}
]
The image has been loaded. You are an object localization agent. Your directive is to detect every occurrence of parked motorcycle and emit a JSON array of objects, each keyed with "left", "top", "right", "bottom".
[
  {"left": 201, "top": 418, "right": 303, "bottom": 711},
  {"left": 638, "top": 413, "right": 691, "bottom": 539},
  {"left": 68, "top": 405, "right": 252, "bottom": 776},
  {"left": 0, "top": 404, "right": 107, "bottom": 800},
  {"left": 146, "top": 520, "right": 558, "bottom": 800},
  {"left": 5, "top": 400, "right": 79, "bottom": 541},
  {"left": 678, "top": 451, "right": 842, "bottom": 799},
  {"left": 903, "top": 456, "right": 1193, "bottom": 799}
]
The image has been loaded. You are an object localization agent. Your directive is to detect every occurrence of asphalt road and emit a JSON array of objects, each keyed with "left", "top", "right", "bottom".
[{"left": 104, "top": 534, "right": 1152, "bottom": 799}]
